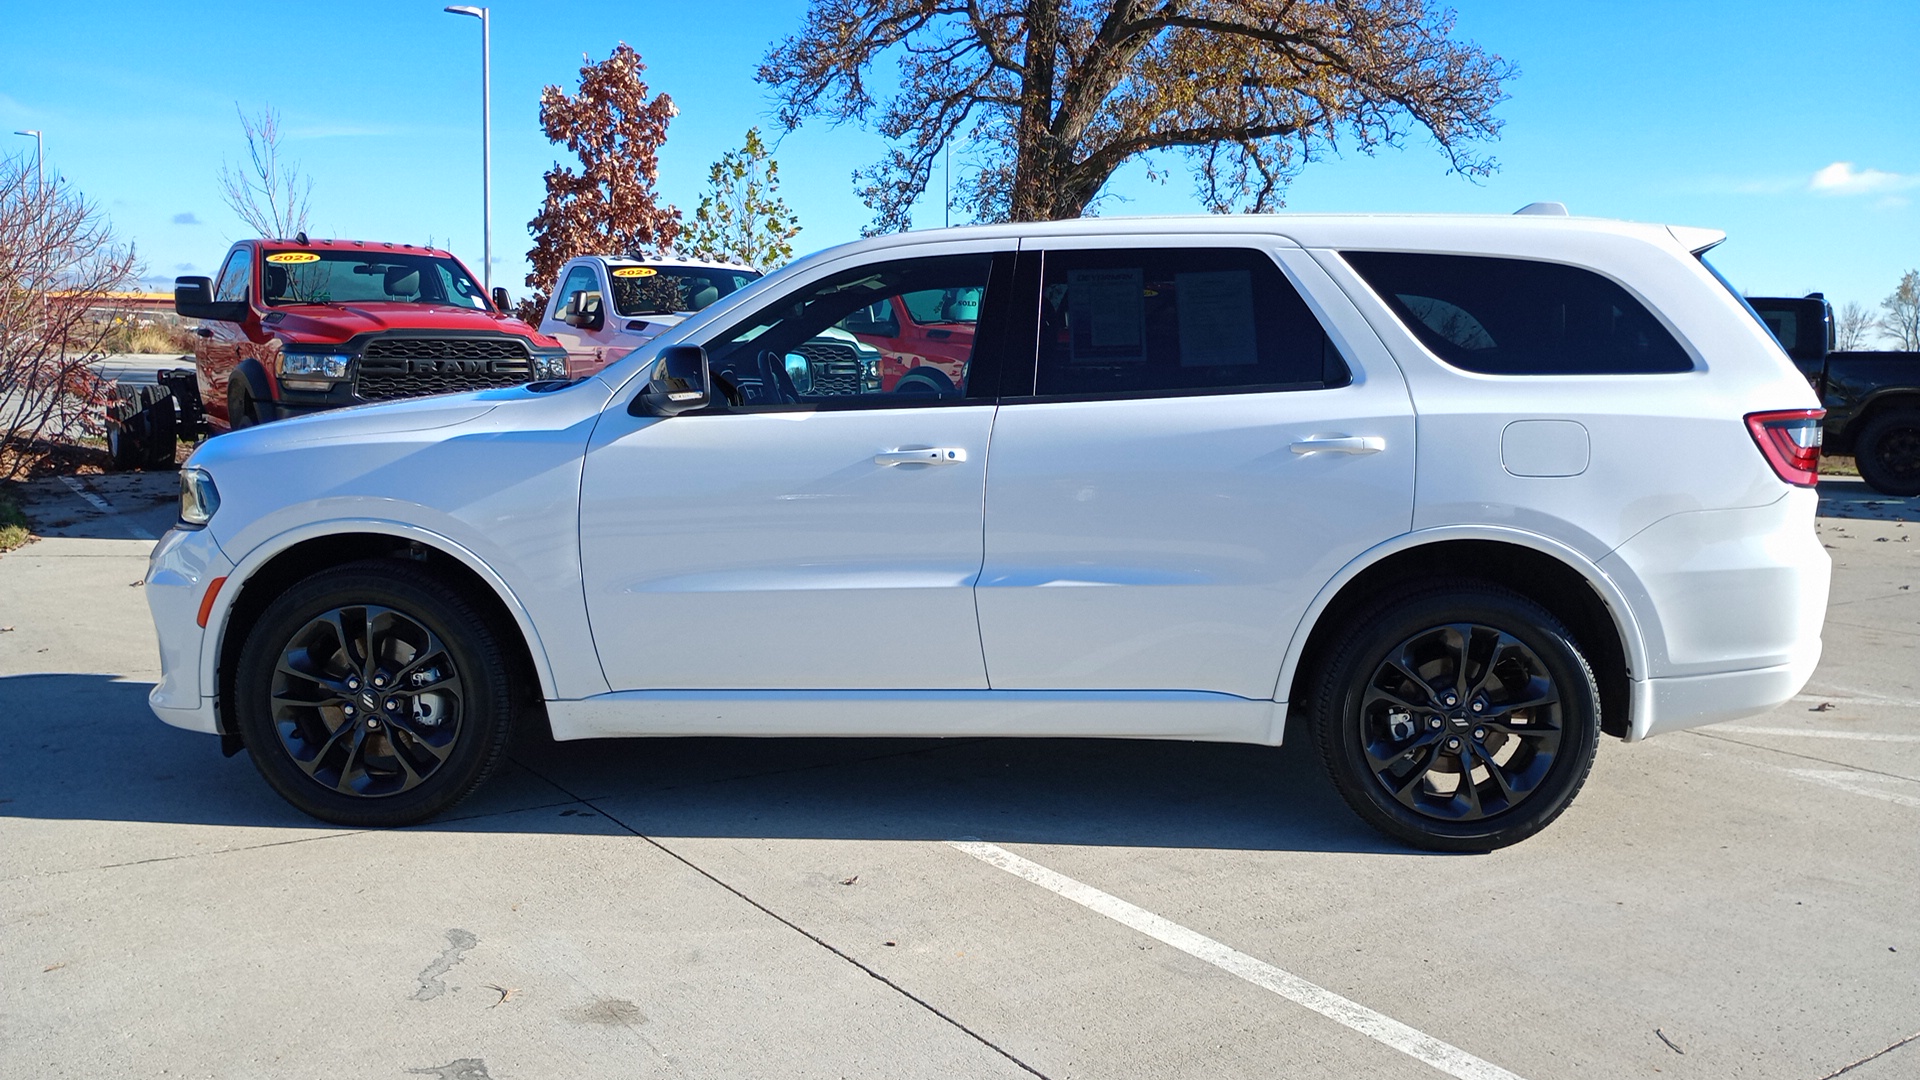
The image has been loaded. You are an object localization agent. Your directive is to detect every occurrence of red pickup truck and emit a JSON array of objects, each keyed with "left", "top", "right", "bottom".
[{"left": 109, "top": 237, "right": 567, "bottom": 468}]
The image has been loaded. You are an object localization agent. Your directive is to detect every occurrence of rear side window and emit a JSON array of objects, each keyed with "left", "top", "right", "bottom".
[
  {"left": 1343, "top": 251, "right": 1693, "bottom": 375},
  {"left": 1030, "top": 248, "right": 1350, "bottom": 398}
]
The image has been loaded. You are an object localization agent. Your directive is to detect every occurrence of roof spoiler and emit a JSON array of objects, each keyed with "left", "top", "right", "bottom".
[
  {"left": 1513, "top": 201, "right": 1568, "bottom": 216},
  {"left": 1667, "top": 224, "right": 1726, "bottom": 254}
]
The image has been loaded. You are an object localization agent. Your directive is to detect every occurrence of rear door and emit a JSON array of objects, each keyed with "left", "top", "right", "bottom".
[{"left": 975, "top": 236, "right": 1415, "bottom": 700}]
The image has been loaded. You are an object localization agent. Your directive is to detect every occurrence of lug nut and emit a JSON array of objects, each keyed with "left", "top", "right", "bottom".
[
  {"left": 385, "top": 699, "right": 399, "bottom": 711},
  {"left": 1442, "top": 693, "right": 1457, "bottom": 707},
  {"left": 373, "top": 675, "right": 386, "bottom": 688},
  {"left": 1472, "top": 727, "right": 1486, "bottom": 740},
  {"left": 1428, "top": 717, "right": 1443, "bottom": 730},
  {"left": 342, "top": 704, "right": 356, "bottom": 716},
  {"left": 1471, "top": 700, "right": 1484, "bottom": 712},
  {"left": 366, "top": 718, "right": 380, "bottom": 729},
  {"left": 346, "top": 677, "right": 359, "bottom": 691},
  {"left": 1446, "top": 737, "right": 1461, "bottom": 750}
]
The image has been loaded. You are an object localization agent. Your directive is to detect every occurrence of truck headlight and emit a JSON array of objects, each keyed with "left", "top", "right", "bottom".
[
  {"left": 531, "top": 353, "right": 568, "bottom": 380},
  {"left": 279, "top": 351, "right": 351, "bottom": 379},
  {"left": 179, "top": 467, "right": 220, "bottom": 528}
]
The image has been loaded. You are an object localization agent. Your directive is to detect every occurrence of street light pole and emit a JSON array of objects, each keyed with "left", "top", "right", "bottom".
[
  {"left": 443, "top": 6, "right": 491, "bottom": 294},
  {"left": 12, "top": 130, "right": 42, "bottom": 198},
  {"left": 14, "top": 130, "right": 45, "bottom": 322}
]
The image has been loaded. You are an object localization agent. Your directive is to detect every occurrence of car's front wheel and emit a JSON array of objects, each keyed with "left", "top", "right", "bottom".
[
  {"left": 232, "top": 560, "right": 518, "bottom": 826},
  {"left": 1311, "top": 584, "right": 1600, "bottom": 851}
]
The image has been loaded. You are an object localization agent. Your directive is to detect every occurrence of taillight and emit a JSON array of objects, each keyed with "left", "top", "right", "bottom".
[{"left": 1745, "top": 409, "right": 1823, "bottom": 487}]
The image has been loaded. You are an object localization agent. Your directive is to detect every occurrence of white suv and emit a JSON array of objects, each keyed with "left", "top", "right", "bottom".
[{"left": 145, "top": 214, "right": 1830, "bottom": 850}]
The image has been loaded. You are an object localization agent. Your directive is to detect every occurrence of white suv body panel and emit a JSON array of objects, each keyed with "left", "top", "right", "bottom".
[{"left": 146, "top": 213, "right": 1827, "bottom": 753}]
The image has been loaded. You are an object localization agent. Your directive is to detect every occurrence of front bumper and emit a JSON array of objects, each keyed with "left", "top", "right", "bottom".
[{"left": 144, "top": 525, "right": 232, "bottom": 734}]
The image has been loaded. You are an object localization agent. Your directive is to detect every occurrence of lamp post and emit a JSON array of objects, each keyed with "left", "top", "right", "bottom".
[
  {"left": 14, "top": 130, "right": 45, "bottom": 321},
  {"left": 12, "top": 129, "right": 42, "bottom": 197},
  {"left": 443, "top": 6, "right": 491, "bottom": 293}
]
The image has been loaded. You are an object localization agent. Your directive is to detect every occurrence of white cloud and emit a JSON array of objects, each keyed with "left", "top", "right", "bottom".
[{"left": 1809, "top": 161, "right": 1920, "bottom": 196}]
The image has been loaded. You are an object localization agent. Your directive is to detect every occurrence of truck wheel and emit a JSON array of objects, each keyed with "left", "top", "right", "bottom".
[
  {"left": 232, "top": 560, "right": 520, "bottom": 827},
  {"left": 1854, "top": 409, "right": 1920, "bottom": 497},
  {"left": 1311, "top": 583, "right": 1601, "bottom": 852},
  {"left": 106, "top": 385, "right": 173, "bottom": 471}
]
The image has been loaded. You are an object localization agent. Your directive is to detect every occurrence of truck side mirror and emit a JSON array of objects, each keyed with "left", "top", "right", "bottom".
[
  {"left": 562, "top": 291, "right": 604, "bottom": 331},
  {"left": 174, "top": 276, "right": 249, "bottom": 323},
  {"left": 492, "top": 286, "right": 511, "bottom": 313},
  {"left": 630, "top": 345, "right": 710, "bottom": 417}
]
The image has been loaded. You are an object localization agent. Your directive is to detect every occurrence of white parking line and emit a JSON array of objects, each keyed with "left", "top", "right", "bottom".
[
  {"left": 1783, "top": 770, "right": 1920, "bottom": 810},
  {"left": 1713, "top": 725, "right": 1920, "bottom": 743},
  {"left": 57, "top": 476, "right": 155, "bottom": 540},
  {"left": 950, "top": 840, "right": 1528, "bottom": 1080}
]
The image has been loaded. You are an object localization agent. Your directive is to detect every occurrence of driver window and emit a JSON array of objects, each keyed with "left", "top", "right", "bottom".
[
  {"left": 552, "top": 266, "right": 602, "bottom": 323},
  {"left": 700, "top": 254, "right": 994, "bottom": 409}
]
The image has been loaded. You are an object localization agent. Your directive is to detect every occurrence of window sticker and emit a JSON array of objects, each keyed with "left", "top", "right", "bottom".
[
  {"left": 1068, "top": 268, "right": 1146, "bottom": 363},
  {"left": 1174, "top": 270, "right": 1259, "bottom": 367},
  {"left": 265, "top": 251, "right": 321, "bottom": 264},
  {"left": 611, "top": 266, "right": 658, "bottom": 278}
]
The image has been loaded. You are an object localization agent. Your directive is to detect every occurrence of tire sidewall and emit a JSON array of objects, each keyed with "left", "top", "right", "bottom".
[
  {"left": 1315, "top": 586, "right": 1601, "bottom": 852},
  {"left": 232, "top": 562, "right": 514, "bottom": 826}
]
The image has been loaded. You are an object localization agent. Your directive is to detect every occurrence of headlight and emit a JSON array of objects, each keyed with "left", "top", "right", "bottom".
[
  {"left": 861, "top": 355, "right": 881, "bottom": 392},
  {"left": 278, "top": 351, "right": 351, "bottom": 379},
  {"left": 179, "top": 467, "right": 220, "bottom": 528},
  {"left": 531, "top": 352, "right": 569, "bottom": 380}
]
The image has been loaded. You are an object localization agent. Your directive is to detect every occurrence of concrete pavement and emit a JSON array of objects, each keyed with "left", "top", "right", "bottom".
[{"left": 1, "top": 472, "right": 1915, "bottom": 1079}]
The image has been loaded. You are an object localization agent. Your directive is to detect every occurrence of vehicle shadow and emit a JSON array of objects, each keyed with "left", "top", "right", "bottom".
[
  {"left": 1818, "top": 477, "right": 1920, "bottom": 522},
  {"left": 0, "top": 673, "right": 1403, "bottom": 856}
]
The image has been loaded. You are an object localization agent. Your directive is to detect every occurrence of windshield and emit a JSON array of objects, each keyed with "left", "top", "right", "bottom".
[
  {"left": 261, "top": 250, "right": 489, "bottom": 309},
  {"left": 610, "top": 265, "right": 762, "bottom": 317}
]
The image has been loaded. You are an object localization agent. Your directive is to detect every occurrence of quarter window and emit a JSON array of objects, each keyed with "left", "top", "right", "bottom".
[
  {"left": 1029, "top": 248, "right": 1349, "bottom": 398},
  {"left": 1343, "top": 251, "right": 1693, "bottom": 375},
  {"left": 699, "top": 254, "right": 996, "bottom": 408}
]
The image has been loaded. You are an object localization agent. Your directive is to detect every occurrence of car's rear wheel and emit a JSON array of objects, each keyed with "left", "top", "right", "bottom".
[
  {"left": 1854, "top": 408, "right": 1920, "bottom": 497},
  {"left": 1311, "top": 584, "right": 1600, "bottom": 851},
  {"left": 232, "top": 560, "right": 518, "bottom": 826}
]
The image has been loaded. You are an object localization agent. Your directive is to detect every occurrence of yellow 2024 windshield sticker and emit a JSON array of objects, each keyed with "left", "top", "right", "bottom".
[
  {"left": 611, "top": 267, "right": 658, "bottom": 278},
  {"left": 265, "top": 252, "right": 322, "bottom": 264}
]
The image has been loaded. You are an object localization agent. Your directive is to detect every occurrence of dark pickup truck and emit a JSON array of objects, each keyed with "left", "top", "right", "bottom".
[{"left": 1749, "top": 294, "right": 1920, "bottom": 496}]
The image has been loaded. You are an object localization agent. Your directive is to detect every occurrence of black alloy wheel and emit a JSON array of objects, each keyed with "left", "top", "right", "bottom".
[
  {"left": 233, "top": 560, "right": 518, "bottom": 826},
  {"left": 1854, "top": 409, "right": 1920, "bottom": 497},
  {"left": 1313, "top": 584, "right": 1600, "bottom": 851}
]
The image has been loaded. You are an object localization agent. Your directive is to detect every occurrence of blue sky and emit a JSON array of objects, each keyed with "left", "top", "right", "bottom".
[{"left": 3, "top": 1, "right": 1917, "bottom": 323}]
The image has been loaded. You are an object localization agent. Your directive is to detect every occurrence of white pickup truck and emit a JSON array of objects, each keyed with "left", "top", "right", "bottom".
[{"left": 537, "top": 256, "right": 763, "bottom": 377}]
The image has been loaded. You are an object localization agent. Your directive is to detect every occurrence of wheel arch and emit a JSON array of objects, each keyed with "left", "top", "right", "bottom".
[
  {"left": 1276, "top": 529, "right": 1648, "bottom": 740},
  {"left": 203, "top": 520, "right": 558, "bottom": 738},
  {"left": 1843, "top": 389, "right": 1920, "bottom": 440}
]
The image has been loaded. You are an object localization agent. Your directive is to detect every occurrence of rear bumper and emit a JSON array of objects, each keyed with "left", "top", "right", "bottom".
[{"left": 1628, "top": 647, "right": 1821, "bottom": 741}]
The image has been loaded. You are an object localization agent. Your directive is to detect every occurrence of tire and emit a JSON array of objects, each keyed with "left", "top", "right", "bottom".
[
  {"left": 106, "top": 384, "right": 171, "bottom": 471},
  {"left": 893, "top": 366, "right": 956, "bottom": 397},
  {"left": 142, "top": 392, "right": 178, "bottom": 469},
  {"left": 1853, "top": 408, "right": 1920, "bottom": 497},
  {"left": 232, "top": 559, "right": 520, "bottom": 827},
  {"left": 228, "top": 384, "right": 259, "bottom": 430},
  {"left": 1311, "top": 583, "right": 1601, "bottom": 852}
]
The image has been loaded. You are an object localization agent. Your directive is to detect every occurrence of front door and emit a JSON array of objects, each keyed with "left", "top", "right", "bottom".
[
  {"left": 976, "top": 240, "right": 1416, "bottom": 700},
  {"left": 580, "top": 246, "right": 1016, "bottom": 691}
]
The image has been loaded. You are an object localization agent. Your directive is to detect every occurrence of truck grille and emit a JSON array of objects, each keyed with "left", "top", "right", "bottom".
[
  {"left": 356, "top": 336, "right": 532, "bottom": 401},
  {"left": 793, "top": 340, "right": 864, "bottom": 396}
]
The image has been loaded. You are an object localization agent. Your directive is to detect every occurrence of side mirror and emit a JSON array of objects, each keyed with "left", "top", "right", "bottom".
[
  {"left": 564, "top": 291, "right": 604, "bottom": 331},
  {"left": 630, "top": 345, "right": 710, "bottom": 417},
  {"left": 174, "top": 276, "right": 249, "bottom": 323},
  {"left": 492, "top": 286, "right": 511, "bottom": 313}
]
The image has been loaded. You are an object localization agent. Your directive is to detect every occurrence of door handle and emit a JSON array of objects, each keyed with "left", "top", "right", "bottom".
[
  {"left": 1290, "top": 435, "right": 1385, "bottom": 455},
  {"left": 874, "top": 447, "right": 968, "bottom": 466}
]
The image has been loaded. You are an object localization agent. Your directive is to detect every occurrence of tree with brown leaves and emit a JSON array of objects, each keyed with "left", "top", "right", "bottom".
[
  {"left": 523, "top": 43, "right": 682, "bottom": 320},
  {"left": 762, "top": 0, "right": 1514, "bottom": 229},
  {"left": 1, "top": 154, "right": 137, "bottom": 475}
]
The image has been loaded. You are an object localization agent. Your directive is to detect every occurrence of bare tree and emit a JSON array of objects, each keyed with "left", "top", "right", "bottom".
[
  {"left": 523, "top": 44, "right": 682, "bottom": 321},
  {"left": 1879, "top": 270, "right": 1920, "bottom": 352},
  {"left": 217, "top": 104, "right": 313, "bottom": 238},
  {"left": 1, "top": 154, "right": 139, "bottom": 476},
  {"left": 1835, "top": 300, "right": 1875, "bottom": 351},
  {"left": 683, "top": 128, "right": 802, "bottom": 269},
  {"left": 761, "top": 0, "right": 1515, "bottom": 230}
]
